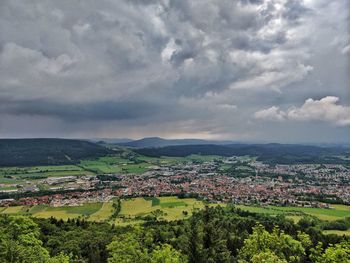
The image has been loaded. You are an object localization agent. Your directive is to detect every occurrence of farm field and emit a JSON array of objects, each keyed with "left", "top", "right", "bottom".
[
  {"left": 236, "top": 204, "right": 350, "bottom": 221},
  {"left": 0, "top": 164, "right": 93, "bottom": 186},
  {"left": 323, "top": 230, "right": 350, "bottom": 236},
  {"left": 1, "top": 197, "right": 350, "bottom": 233},
  {"left": 1, "top": 198, "right": 349, "bottom": 221},
  {"left": 80, "top": 154, "right": 222, "bottom": 174},
  {"left": 116, "top": 196, "right": 212, "bottom": 224},
  {"left": 88, "top": 202, "right": 115, "bottom": 221},
  {"left": 0, "top": 202, "right": 105, "bottom": 220},
  {"left": 1, "top": 205, "right": 27, "bottom": 214},
  {"left": 0, "top": 153, "right": 223, "bottom": 189},
  {"left": 0, "top": 196, "right": 212, "bottom": 224}
]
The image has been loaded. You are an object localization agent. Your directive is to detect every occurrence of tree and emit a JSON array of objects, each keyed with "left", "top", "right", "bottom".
[
  {"left": 107, "top": 227, "right": 187, "bottom": 263},
  {"left": 50, "top": 252, "right": 70, "bottom": 263},
  {"left": 238, "top": 224, "right": 308, "bottom": 263},
  {"left": 251, "top": 251, "right": 288, "bottom": 263},
  {"left": 311, "top": 241, "right": 350, "bottom": 263},
  {"left": 107, "top": 232, "right": 149, "bottom": 263},
  {"left": 0, "top": 216, "right": 51, "bottom": 263},
  {"left": 150, "top": 244, "right": 188, "bottom": 263}
]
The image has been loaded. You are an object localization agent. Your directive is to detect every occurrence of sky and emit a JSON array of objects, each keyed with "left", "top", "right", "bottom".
[{"left": 0, "top": 0, "right": 349, "bottom": 143}]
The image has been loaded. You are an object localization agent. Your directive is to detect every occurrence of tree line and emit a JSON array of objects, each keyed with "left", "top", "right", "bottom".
[{"left": 0, "top": 205, "right": 349, "bottom": 262}]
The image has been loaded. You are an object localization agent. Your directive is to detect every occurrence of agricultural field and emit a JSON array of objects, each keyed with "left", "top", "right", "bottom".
[
  {"left": 236, "top": 204, "right": 350, "bottom": 221},
  {"left": 323, "top": 230, "right": 350, "bottom": 236},
  {"left": 116, "top": 196, "right": 215, "bottom": 225},
  {"left": 0, "top": 202, "right": 106, "bottom": 221},
  {"left": 79, "top": 153, "right": 222, "bottom": 174},
  {"left": 0, "top": 197, "right": 212, "bottom": 224},
  {"left": 1, "top": 197, "right": 350, "bottom": 235},
  {"left": 88, "top": 202, "right": 115, "bottom": 221},
  {"left": 0, "top": 153, "right": 223, "bottom": 189},
  {"left": 0, "top": 164, "right": 93, "bottom": 186}
]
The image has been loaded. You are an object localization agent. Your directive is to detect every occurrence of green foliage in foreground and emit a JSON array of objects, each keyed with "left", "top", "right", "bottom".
[
  {"left": 107, "top": 231, "right": 186, "bottom": 263},
  {"left": 311, "top": 242, "right": 350, "bottom": 263},
  {"left": 238, "top": 224, "right": 311, "bottom": 263},
  {"left": 0, "top": 215, "right": 70, "bottom": 263},
  {"left": 0, "top": 206, "right": 349, "bottom": 262}
]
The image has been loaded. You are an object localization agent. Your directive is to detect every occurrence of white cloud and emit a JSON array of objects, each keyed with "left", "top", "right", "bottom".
[
  {"left": 254, "top": 106, "right": 286, "bottom": 122},
  {"left": 255, "top": 96, "right": 350, "bottom": 126},
  {"left": 342, "top": 45, "right": 350, "bottom": 55},
  {"left": 288, "top": 96, "right": 350, "bottom": 126}
]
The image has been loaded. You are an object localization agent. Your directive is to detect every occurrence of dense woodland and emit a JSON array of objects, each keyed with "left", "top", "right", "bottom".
[
  {"left": 0, "top": 139, "right": 112, "bottom": 166},
  {"left": 0, "top": 206, "right": 349, "bottom": 262},
  {"left": 135, "top": 144, "right": 350, "bottom": 165},
  {"left": 1, "top": 139, "right": 349, "bottom": 167}
]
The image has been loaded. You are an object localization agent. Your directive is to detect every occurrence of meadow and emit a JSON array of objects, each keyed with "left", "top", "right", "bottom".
[
  {"left": 323, "top": 230, "right": 350, "bottom": 236},
  {"left": 236, "top": 204, "right": 350, "bottom": 221},
  {"left": 0, "top": 164, "right": 93, "bottom": 186},
  {"left": 115, "top": 196, "right": 209, "bottom": 225},
  {"left": 0, "top": 153, "right": 223, "bottom": 189},
  {"left": 0, "top": 154, "right": 221, "bottom": 187},
  {"left": 0, "top": 197, "right": 209, "bottom": 223},
  {"left": 1, "top": 197, "right": 350, "bottom": 237}
]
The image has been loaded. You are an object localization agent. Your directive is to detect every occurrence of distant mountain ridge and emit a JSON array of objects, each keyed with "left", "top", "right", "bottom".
[
  {"left": 90, "top": 138, "right": 133, "bottom": 144},
  {"left": 134, "top": 143, "right": 350, "bottom": 164},
  {"left": 116, "top": 137, "right": 236, "bottom": 148}
]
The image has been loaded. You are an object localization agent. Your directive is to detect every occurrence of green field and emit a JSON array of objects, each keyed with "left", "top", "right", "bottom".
[
  {"left": 117, "top": 196, "right": 213, "bottom": 224},
  {"left": 28, "top": 203, "right": 103, "bottom": 220},
  {"left": 2, "top": 198, "right": 350, "bottom": 232},
  {"left": 0, "top": 197, "right": 210, "bottom": 223},
  {"left": 0, "top": 164, "right": 93, "bottom": 186},
  {"left": 0, "top": 186, "right": 18, "bottom": 191},
  {"left": 236, "top": 204, "right": 350, "bottom": 221},
  {"left": 88, "top": 202, "right": 115, "bottom": 221},
  {"left": 78, "top": 154, "right": 222, "bottom": 175},
  {"left": 0, "top": 153, "right": 222, "bottom": 188},
  {"left": 1, "top": 206, "right": 27, "bottom": 214},
  {"left": 323, "top": 230, "right": 350, "bottom": 236},
  {"left": 0, "top": 202, "right": 105, "bottom": 220}
]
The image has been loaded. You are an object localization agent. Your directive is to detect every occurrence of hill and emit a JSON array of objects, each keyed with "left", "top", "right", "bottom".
[
  {"left": 90, "top": 138, "right": 133, "bottom": 144},
  {"left": 117, "top": 137, "right": 234, "bottom": 148},
  {"left": 134, "top": 143, "right": 350, "bottom": 164},
  {"left": 0, "top": 138, "right": 113, "bottom": 167}
]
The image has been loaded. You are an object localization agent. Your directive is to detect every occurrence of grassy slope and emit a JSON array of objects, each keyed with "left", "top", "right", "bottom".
[
  {"left": 2, "top": 198, "right": 350, "bottom": 233},
  {"left": 236, "top": 204, "right": 350, "bottom": 221},
  {"left": 88, "top": 202, "right": 114, "bottom": 221},
  {"left": 0, "top": 197, "right": 209, "bottom": 222},
  {"left": 118, "top": 196, "right": 212, "bottom": 223},
  {"left": 323, "top": 230, "right": 350, "bottom": 236}
]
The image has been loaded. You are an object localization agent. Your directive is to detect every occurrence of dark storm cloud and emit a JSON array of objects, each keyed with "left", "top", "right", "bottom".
[
  {"left": 0, "top": 0, "right": 349, "bottom": 141},
  {"left": 283, "top": 0, "right": 311, "bottom": 22},
  {"left": 0, "top": 98, "right": 162, "bottom": 121}
]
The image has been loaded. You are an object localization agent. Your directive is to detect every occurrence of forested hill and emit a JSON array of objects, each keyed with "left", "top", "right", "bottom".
[
  {"left": 134, "top": 143, "right": 350, "bottom": 164},
  {"left": 116, "top": 137, "right": 234, "bottom": 148},
  {"left": 0, "top": 138, "right": 113, "bottom": 167}
]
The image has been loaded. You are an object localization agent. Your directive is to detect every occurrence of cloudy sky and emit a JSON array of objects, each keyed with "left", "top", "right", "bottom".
[{"left": 0, "top": 0, "right": 349, "bottom": 142}]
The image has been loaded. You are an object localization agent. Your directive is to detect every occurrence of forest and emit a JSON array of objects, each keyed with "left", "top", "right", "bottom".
[
  {"left": 0, "top": 205, "right": 349, "bottom": 262},
  {"left": 134, "top": 144, "right": 350, "bottom": 165},
  {"left": 0, "top": 139, "right": 113, "bottom": 167}
]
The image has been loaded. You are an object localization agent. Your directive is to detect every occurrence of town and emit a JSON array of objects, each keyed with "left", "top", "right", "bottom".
[{"left": 1, "top": 156, "right": 349, "bottom": 208}]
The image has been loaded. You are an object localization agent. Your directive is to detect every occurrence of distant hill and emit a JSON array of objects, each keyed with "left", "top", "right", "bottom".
[
  {"left": 134, "top": 143, "right": 350, "bottom": 164},
  {"left": 0, "top": 138, "right": 113, "bottom": 167},
  {"left": 116, "top": 137, "right": 235, "bottom": 148},
  {"left": 89, "top": 138, "right": 133, "bottom": 144}
]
